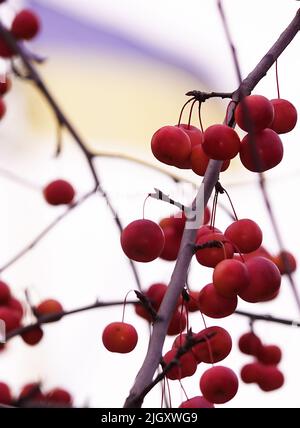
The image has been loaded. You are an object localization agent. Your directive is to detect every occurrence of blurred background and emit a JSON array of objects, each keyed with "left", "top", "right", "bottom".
[{"left": 0, "top": 0, "right": 300, "bottom": 408}]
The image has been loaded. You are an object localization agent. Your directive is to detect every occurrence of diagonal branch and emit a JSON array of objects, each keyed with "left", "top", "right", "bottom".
[{"left": 124, "top": 8, "right": 300, "bottom": 408}]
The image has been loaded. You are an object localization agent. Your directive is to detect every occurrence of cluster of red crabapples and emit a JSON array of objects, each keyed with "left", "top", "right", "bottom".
[
  {"left": 0, "top": 279, "right": 64, "bottom": 350},
  {"left": 0, "top": 381, "right": 72, "bottom": 407},
  {"left": 239, "top": 331, "right": 284, "bottom": 392}
]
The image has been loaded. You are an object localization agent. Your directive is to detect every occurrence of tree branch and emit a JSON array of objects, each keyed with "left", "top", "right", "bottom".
[{"left": 124, "top": 8, "right": 300, "bottom": 408}]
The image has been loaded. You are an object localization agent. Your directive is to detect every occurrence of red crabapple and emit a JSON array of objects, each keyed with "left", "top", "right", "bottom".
[
  {"left": 195, "top": 232, "right": 234, "bottom": 268},
  {"left": 102, "top": 322, "right": 138, "bottom": 353},
  {"left": 235, "top": 95, "right": 274, "bottom": 132},
  {"left": 11, "top": 9, "right": 41, "bottom": 40},
  {"left": 193, "top": 326, "right": 232, "bottom": 363},
  {"left": 185, "top": 290, "right": 200, "bottom": 312},
  {"left": 159, "top": 224, "right": 182, "bottom": 261},
  {"left": 21, "top": 327, "right": 44, "bottom": 346},
  {"left": 270, "top": 99, "right": 297, "bottom": 134},
  {"left": 240, "top": 363, "right": 262, "bottom": 384},
  {"left": 177, "top": 124, "right": 203, "bottom": 168},
  {"left": 46, "top": 388, "right": 72, "bottom": 405},
  {"left": 257, "top": 366, "right": 284, "bottom": 392},
  {"left": 43, "top": 179, "right": 75, "bottom": 206},
  {"left": 213, "top": 259, "right": 249, "bottom": 297},
  {"left": 167, "top": 310, "right": 186, "bottom": 336},
  {"left": 172, "top": 332, "right": 193, "bottom": 350},
  {"left": 200, "top": 366, "right": 239, "bottom": 404},
  {"left": 0, "top": 382, "right": 12, "bottom": 405},
  {"left": 163, "top": 349, "right": 197, "bottom": 380},
  {"left": 202, "top": 124, "right": 240, "bottom": 160},
  {"left": 7, "top": 297, "right": 24, "bottom": 318},
  {"left": 198, "top": 284, "right": 237, "bottom": 318},
  {"left": 238, "top": 332, "right": 262, "bottom": 356},
  {"left": 239, "top": 129, "right": 283, "bottom": 173},
  {"left": 151, "top": 126, "right": 191, "bottom": 167},
  {"left": 19, "top": 383, "right": 45, "bottom": 402},
  {"left": 179, "top": 396, "right": 214, "bottom": 408},
  {"left": 272, "top": 250, "right": 297, "bottom": 275},
  {"left": 0, "top": 76, "right": 11, "bottom": 95},
  {"left": 191, "top": 143, "right": 230, "bottom": 176},
  {"left": 0, "top": 281, "right": 11, "bottom": 304},
  {"left": 257, "top": 345, "right": 282, "bottom": 365},
  {"left": 197, "top": 225, "right": 222, "bottom": 239},
  {"left": 121, "top": 219, "right": 165, "bottom": 262},
  {"left": 238, "top": 257, "right": 281, "bottom": 303},
  {"left": 224, "top": 219, "right": 263, "bottom": 254},
  {"left": 35, "top": 299, "right": 63, "bottom": 321},
  {"left": 0, "top": 307, "right": 21, "bottom": 332}
]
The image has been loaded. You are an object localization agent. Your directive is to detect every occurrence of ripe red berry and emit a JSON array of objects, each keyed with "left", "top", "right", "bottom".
[
  {"left": 167, "top": 310, "right": 186, "bottom": 336},
  {"left": 11, "top": 9, "right": 41, "bottom": 40},
  {"left": 240, "top": 363, "right": 261, "bottom": 384},
  {"left": 272, "top": 250, "right": 297, "bottom": 275},
  {"left": 238, "top": 332, "right": 262, "bottom": 356},
  {"left": 0, "top": 98, "right": 6, "bottom": 120},
  {"left": 179, "top": 396, "right": 214, "bottom": 408},
  {"left": 270, "top": 99, "right": 297, "bottom": 134},
  {"left": 185, "top": 290, "right": 200, "bottom": 312},
  {"left": 35, "top": 299, "right": 63, "bottom": 321},
  {"left": 198, "top": 284, "right": 237, "bottom": 318},
  {"left": 43, "top": 179, "right": 75, "bottom": 206},
  {"left": 225, "top": 219, "right": 263, "bottom": 254},
  {"left": 239, "top": 129, "right": 283, "bottom": 172},
  {"left": 7, "top": 297, "right": 24, "bottom": 318},
  {"left": 21, "top": 326, "right": 44, "bottom": 346},
  {"left": 163, "top": 349, "right": 197, "bottom": 380},
  {"left": 102, "top": 322, "right": 138, "bottom": 353},
  {"left": 191, "top": 143, "right": 230, "bottom": 176},
  {"left": 235, "top": 95, "right": 274, "bottom": 132},
  {"left": 257, "top": 345, "right": 282, "bottom": 365},
  {"left": 202, "top": 124, "right": 240, "bottom": 160},
  {"left": 238, "top": 257, "right": 281, "bottom": 303},
  {"left": 0, "top": 281, "right": 11, "bottom": 304},
  {"left": 0, "top": 76, "right": 11, "bottom": 96},
  {"left": 19, "top": 383, "right": 45, "bottom": 402},
  {"left": 172, "top": 332, "right": 193, "bottom": 349},
  {"left": 257, "top": 366, "right": 284, "bottom": 392},
  {"left": 195, "top": 232, "right": 234, "bottom": 268},
  {"left": 159, "top": 216, "right": 185, "bottom": 261},
  {"left": 146, "top": 283, "right": 168, "bottom": 310},
  {"left": 0, "top": 307, "right": 21, "bottom": 332},
  {"left": 121, "top": 219, "right": 165, "bottom": 263},
  {"left": 151, "top": 126, "right": 191, "bottom": 167},
  {"left": 0, "top": 382, "right": 12, "bottom": 405},
  {"left": 193, "top": 326, "right": 232, "bottom": 363},
  {"left": 46, "top": 388, "right": 72, "bottom": 406},
  {"left": 197, "top": 225, "right": 222, "bottom": 239},
  {"left": 213, "top": 259, "right": 249, "bottom": 298},
  {"left": 200, "top": 366, "right": 239, "bottom": 404},
  {"left": 177, "top": 124, "right": 203, "bottom": 168}
]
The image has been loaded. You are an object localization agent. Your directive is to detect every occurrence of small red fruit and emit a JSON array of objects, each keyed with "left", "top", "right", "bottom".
[
  {"left": 7, "top": 297, "right": 24, "bottom": 318},
  {"left": 195, "top": 232, "right": 234, "bottom": 268},
  {"left": 235, "top": 95, "right": 274, "bottom": 132},
  {"left": 191, "top": 143, "right": 230, "bottom": 176},
  {"left": 185, "top": 290, "right": 200, "bottom": 312},
  {"left": 272, "top": 250, "right": 297, "bottom": 274},
  {"left": 200, "top": 366, "right": 239, "bottom": 404},
  {"left": 0, "top": 382, "right": 12, "bottom": 405},
  {"left": 198, "top": 284, "right": 237, "bottom": 318},
  {"left": 238, "top": 332, "right": 262, "bottom": 356},
  {"left": 225, "top": 219, "right": 263, "bottom": 254},
  {"left": 0, "top": 76, "right": 11, "bottom": 96},
  {"left": 21, "top": 327, "right": 44, "bottom": 346},
  {"left": 0, "top": 281, "right": 11, "bottom": 304},
  {"left": 43, "top": 179, "right": 75, "bottom": 206},
  {"left": 213, "top": 259, "right": 249, "bottom": 298},
  {"left": 193, "top": 326, "right": 232, "bottom": 363},
  {"left": 257, "top": 345, "right": 282, "bottom": 365},
  {"left": 19, "top": 383, "right": 45, "bottom": 402},
  {"left": 177, "top": 124, "right": 203, "bottom": 168},
  {"left": 151, "top": 126, "right": 191, "bottom": 167},
  {"left": 121, "top": 219, "right": 165, "bottom": 263},
  {"left": 163, "top": 349, "right": 197, "bottom": 380},
  {"left": 35, "top": 299, "right": 63, "bottom": 321},
  {"left": 202, "top": 124, "right": 240, "bottom": 160},
  {"left": 240, "top": 129, "right": 283, "bottom": 173},
  {"left": 0, "top": 307, "right": 21, "bottom": 332},
  {"left": 167, "top": 310, "right": 186, "bottom": 336},
  {"left": 102, "top": 322, "right": 138, "bottom": 353},
  {"left": 46, "top": 388, "right": 72, "bottom": 405},
  {"left": 240, "top": 363, "right": 261, "bottom": 384},
  {"left": 11, "top": 9, "right": 41, "bottom": 40},
  {"left": 270, "top": 99, "right": 297, "bottom": 134},
  {"left": 257, "top": 366, "right": 284, "bottom": 392},
  {"left": 179, "top": 396, "right": 214, "bottom": 408}
]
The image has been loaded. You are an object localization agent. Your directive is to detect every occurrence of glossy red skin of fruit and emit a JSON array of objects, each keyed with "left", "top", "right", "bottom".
[
  {"left": 102, "top": 322, "right": 138, "bottom": 353},
  {"left": 0, "top": 281, "right": 11, "bottom": 304},
  {"left": 163, "top": 349, "right": 197, "bottom": 380},
  {"left": 146, "top": 283, "right": 167, "bottom": 310},
  {"left": 270, "top": 99, "right": 297, "bottom": 134},
  {"left": 198, "top": 284, "right": 237, "bottom": 318},
  {"left": 257, "top": 366, "right": 284, "bottom": 392},
  {"left": 46, "top": 388, "right": 72, "bottom": 405},
  {"left": 185, "top": 290, "right": 200, "bottom": 312},
  {"left": 43, "top": 180, "right": 75, "bottom": 206},
  {"left": 200, "top": 366, "right": 239, "bottom": 404},
  {"left": 0, "top": 76, "right": 11, "bottom": 95},
  {"left": 0, "top": 307, "right": 21, "bottom": 332},
  {"left": 151, "top": 126, "right": 191, "bottom": 166},
  {"left": 21, "top": 326, "right": 44, "bottom": 346},
  {"left": 240, "top": 363, "right": 262, "bottom": 384},
  {"left": 191, "top": 143, "right": 230, "bottom": 176},
  {"left": 272, "top": 250, "right": 297, "bottom": 274},
  {"left": 193, "top": 326, "right": 232, "bottom": 363},
  {"left": 257, "top": 344, "right": 282, "bottom": 365},
  {"left": 159, "top": 225, "right": 182, "bottom": 261},
  {"left": 36, "top": 299, "right": 63, "bottom": 320},
  {"left": 7, "top": 297, "right": 24, "bottom": 318},
  {"left": 202, "top": 124, "right": 240, "bottom": 160},
  {"left": 121, "top": 219, "right": 165, "bottom": 263},
  {"left": 0, "top": 382, "right": 12, "bottom": 405},
  {"left": 134, "top": 303, "right": 152, "bottom": 322},
  {"left": 238, "top": 332, "right": 262, "bottom": 356},
  {"left": 240, "top": 129, "right": 283, "bottom": 173},
  {"left": 195, "top": 232, "right": 234, "bottom": 268},
  {"left": 167, "top": 310, "right": 186, "bottom": 335},
  {"left": 0, "top": 98, "right": 6, "bottom": 120},
  {"left": 177, "top": 124, "right": 203, "bottom": 168},
  {"left": 11, "top": 9, "right": 41, "bottom": 40},
  {"left": 19, "top": 383, "right": 45, "bottom": 402},
  {"left": 225, "top": 219, "right": 263, "bottom": 254},
  {"left": 238, "top": 257, "right": 281, "bottom": 303},
  {"left": 236, "top": 245, "right": 272, "bottom": 262},
  {"left": 213, "top": 259, "right": 249, "bottom": 298},
  {"left": 179, "top": 396, "right": 214, "bottom": 408},
  {"left": 197, "top": 225, "right": 221, "bottom": 239},
  {"left": 235, "top": 95, "right": 274, "bottom": 132},
  {"left": 172, "top": 332, "right": 193, "bottom": 349}
]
